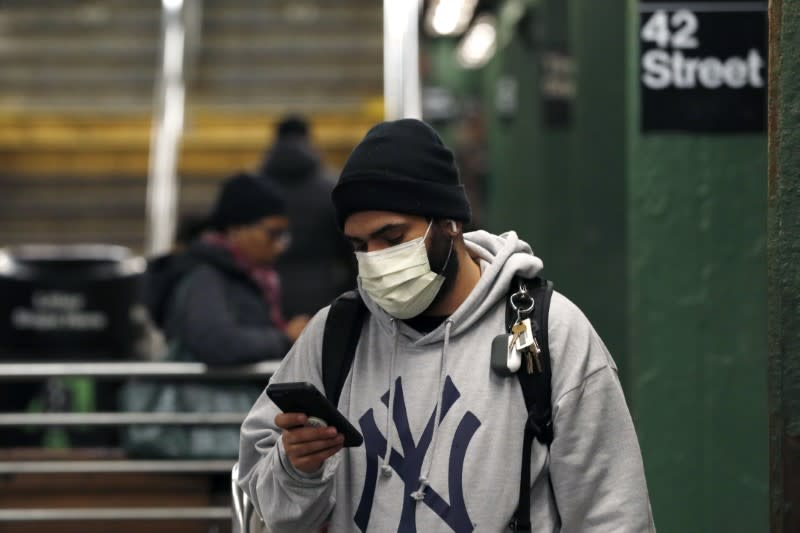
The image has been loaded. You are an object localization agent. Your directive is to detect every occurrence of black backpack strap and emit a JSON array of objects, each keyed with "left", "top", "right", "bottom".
[
  {"left": 508, "top": 276, "right": 554, "bottom": 531},
  {"left": 322, "top": 290, "right": 368, "bottom": 406}
]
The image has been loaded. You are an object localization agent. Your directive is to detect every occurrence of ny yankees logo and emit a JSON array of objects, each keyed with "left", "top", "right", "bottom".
[{"left": 354, "top": 376, "right": 481, "bottom": 532}]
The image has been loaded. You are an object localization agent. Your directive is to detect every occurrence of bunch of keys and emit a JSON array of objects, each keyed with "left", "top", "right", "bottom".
[
  {"left": 510, "top": 318, "right": 543, "bottom": 375},
  {"left": 490, "top": 280, "right": 543, "bottom": 377}
]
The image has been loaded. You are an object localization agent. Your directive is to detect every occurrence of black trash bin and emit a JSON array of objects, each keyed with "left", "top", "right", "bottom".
[{"left": 0, "top": 244, "right": 146, "bottom": 360}]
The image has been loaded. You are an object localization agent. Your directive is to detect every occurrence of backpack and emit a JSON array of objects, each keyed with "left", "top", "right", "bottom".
[{"left": 321, "top": 276, "right": 555, "bottom": 531}]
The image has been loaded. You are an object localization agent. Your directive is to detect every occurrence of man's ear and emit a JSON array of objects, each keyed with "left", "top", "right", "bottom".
[{"left": 434, "top": 218, "right": 460, "bottom": 237}]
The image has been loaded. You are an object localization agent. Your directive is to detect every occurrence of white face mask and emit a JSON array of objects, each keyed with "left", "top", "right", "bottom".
[{"left": 355, "top": 221, "right": 452, "bottom": 319}]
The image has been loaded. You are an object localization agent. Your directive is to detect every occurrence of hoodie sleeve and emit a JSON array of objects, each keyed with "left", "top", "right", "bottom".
[
  {"left": 237, "top": 307, "right": 340, "bottom": 533},
  {"left": 176, "top": 266, "right": 292, "bottom": 364},
  {"left": 546, "top": 293, "right": 656, "bottom": 532}
]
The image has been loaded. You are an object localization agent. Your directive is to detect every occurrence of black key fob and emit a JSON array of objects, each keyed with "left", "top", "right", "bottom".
[{"left": 490, "top": 334, "right": 520, "bottom": 377}]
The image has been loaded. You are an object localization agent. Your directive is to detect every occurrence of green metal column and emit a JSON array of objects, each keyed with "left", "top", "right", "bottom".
[
  {"left": 484, "top": 0, "right": 631, "bottom": 382},
  {"left": 478, "top": 0, "right": 769, "bottom": 528},
  {"left": 626, "top": 1, "right": 768, "bottom": 531},
  {"left": 768, "top": 0, "right": 800, "bottom": 530},
  {"left": 567, "top": 0, "right": 629, "bottom": 384},
  {"left": 484, "top": 1, "right": 547, "bottom": 242}
]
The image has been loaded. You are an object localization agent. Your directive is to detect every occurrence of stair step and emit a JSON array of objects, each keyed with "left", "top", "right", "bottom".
[
  {"left": 0, "top": 192, "right": 215, "bottom": 217},
  {"left": 2, "top": 67, "right": 154, "bottom": 85},
  {"left": 200, "top": 41, "right": 382, "bottom": 61},
  {"left": 196, "top": 66, "right": 380, "bottom": 86},
  {"left": 0, "top": 42, "right": 159, "bottom": 62},
  {"left": 0, "top": 7, "right": 159, "bottom": 32},
  {"left": 0, "top": 0, "right": 151, "bottom": 8},
  {"left": 202, "top": 4, "right": 380, "bottom": 23}
]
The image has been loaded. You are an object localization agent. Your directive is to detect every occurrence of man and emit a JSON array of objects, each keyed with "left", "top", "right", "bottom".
[
  {"left": 238, "top": 120, "right": 655, "bottom": 531},
  {"left": 259, "top": 114, "right": 356, "bottom": 318}
]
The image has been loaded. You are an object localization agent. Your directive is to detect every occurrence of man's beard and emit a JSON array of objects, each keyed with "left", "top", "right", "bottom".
[{"left": 425, "top": 223, "right": 459, "bottom": 311}]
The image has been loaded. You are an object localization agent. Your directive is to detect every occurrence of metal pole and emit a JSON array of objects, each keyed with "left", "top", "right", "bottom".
[
  {"left": 0, "top": 412, "right": 249, "bottom": 426},
  {"left": 0, "top": 361, "right": 279, "bottom": 379},
  {"left": 146, "top": 0, "right": 188, "bottom": 255},
  {"left": 0, "top": 507, "right": 231, "bottom": 522},
  {"left": 768, "top": 0, "right": 800, "bottom": 531},
  {"left": 383, "top": 0, "right": 422, "bottom": 120},
  {"left": 0, "top": 460, "right": 235, "bottom": 474}
]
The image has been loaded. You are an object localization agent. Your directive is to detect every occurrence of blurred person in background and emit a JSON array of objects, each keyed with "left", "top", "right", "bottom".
[
  {"left": 122, "top": 173, "right": 310, "bottom": 461},
  {"left": 258, "top": 114, "right": 356, "bottom": 318},
  {"left": 147, "top": 172, "right": 309, "bottom": 364},
  {"left": 135, "top": 211, "right": 211, "bottom": 359}
]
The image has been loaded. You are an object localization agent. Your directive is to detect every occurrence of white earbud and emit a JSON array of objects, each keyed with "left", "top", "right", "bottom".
[{"left": 449, "top": 220, "right": 458, "bottom": 233}]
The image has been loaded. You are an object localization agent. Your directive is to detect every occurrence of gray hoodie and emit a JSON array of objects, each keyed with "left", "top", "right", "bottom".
[{"left": 238, "top": 230, "right": 655, "bottom": 532}]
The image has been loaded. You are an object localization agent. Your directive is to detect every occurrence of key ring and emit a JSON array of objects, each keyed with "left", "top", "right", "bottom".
[{"left": 509, "top": 279, "right": 534, "bottom": 322}]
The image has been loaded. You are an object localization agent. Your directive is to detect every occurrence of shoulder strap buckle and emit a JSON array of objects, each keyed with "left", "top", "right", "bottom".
[{"left": 526, "top": 409, "right": 554, "bottom": 446}]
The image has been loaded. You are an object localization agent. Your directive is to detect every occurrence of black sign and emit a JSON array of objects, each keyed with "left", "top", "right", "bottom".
[
  {"left": 639, "top": 1, "right": 767, "bottom": 132},
  {"left": 0, "top": 246, "right": 144, "bottom": 359}
]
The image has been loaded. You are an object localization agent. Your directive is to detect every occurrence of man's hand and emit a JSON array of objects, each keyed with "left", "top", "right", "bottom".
[{"left": 275, "top": 412, "right": 345, "bottom": 474}]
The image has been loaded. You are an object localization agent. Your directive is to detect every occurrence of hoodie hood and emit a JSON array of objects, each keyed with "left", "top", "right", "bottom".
[
  {"left": 260, "top": 139, "right": 321, "bottom": 183},
  {"left": 357, "top": 229, "right": 544, "bottom": 345}
]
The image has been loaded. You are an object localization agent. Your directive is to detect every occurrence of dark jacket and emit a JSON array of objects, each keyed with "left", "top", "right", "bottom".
[
  {"left": 260, "top": 139, "right": 356, "bottom": 318},
  {"left": 145, "top": 240, "right": 291, "bottom": 365}
]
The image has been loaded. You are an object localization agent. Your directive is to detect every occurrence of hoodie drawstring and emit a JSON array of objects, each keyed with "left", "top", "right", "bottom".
[
  {"left": 410, "top": 319, "right": 454, "bottom": 501},
  {"left": 381, "top": 320, "right": 399, "bottom": 478}
]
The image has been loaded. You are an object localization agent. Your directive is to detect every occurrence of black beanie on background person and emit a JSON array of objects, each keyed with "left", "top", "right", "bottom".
[
  {"left": 276, "top": 115, "right": 309, "bottom": 139},
  {"left": 331, "top": 119, "right": 472, "bottom": 228},
  {"left": 211, "top": 172, "right": 287, "bottom": 231}
]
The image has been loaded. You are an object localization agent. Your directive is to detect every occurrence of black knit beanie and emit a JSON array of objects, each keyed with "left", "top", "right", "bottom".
[
  {"left": 211, "top": 172, "right": 287, "bottom": 231},
  {"left": 277, "top": 114, "right": 309, "bottom": 139},
  {"left": 331, "top": 119, "right": 472, "bottom": 228}
]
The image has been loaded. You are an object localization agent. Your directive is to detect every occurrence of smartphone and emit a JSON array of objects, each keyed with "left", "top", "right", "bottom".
[{"left": 266, "top": 381, "right": 363, "bottom": 447}]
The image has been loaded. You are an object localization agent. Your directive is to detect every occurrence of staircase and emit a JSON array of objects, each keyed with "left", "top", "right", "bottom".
[
  {"left": 0, "top": 0, "right": 160, "bottom": 111},
  {"left": 0, "top": 0, "right": 383, "bottom": 251},
  {"left": 193, "top": 0, "right": 383, "bottom": 111}
]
